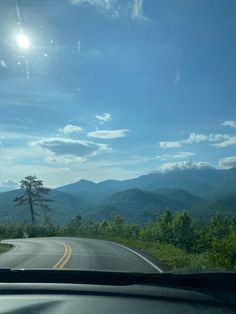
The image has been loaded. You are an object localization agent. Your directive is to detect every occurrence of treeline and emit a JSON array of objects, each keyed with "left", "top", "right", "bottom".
[{"left": 0, "top": 210, "right": 236, "bottom": 271}]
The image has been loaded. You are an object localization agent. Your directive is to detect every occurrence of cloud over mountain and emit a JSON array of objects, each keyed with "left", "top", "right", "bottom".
[
  {"left": 155, "top": 152, "right": 196, "bottom": 160},
  {"left": 158, "top": 160, "right": 214, "bottom": 173},
  {"left": 219, "top": 156, "right": 236, "bottom": 169},
  {"left": 0, "top": 179, "right": 20, "bottom": 192}
]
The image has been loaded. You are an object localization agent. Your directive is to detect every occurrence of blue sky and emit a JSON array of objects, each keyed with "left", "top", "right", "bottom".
[{"left": 0, "top": 0, "right": 236, "bottom": 189}]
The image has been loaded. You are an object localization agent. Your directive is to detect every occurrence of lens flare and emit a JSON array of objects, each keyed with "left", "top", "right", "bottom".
[{"left": 16, "top": 34, "right": 30, "bottom": 49}]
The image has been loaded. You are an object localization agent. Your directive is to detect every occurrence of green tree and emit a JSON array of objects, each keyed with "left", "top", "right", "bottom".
[
  {"left": 172, "top": 211, "right": 194, "bottom": 251},
  {"left": 66, "top": 215, "right": 82, "bottom": 235},
  {"left": 126, "top": 223, "right": 140, "bottom": 238},
  {"left": 111, "top": 213, "right": 125, "bottom": 236},
  {"left": 99, "top": 220, "right": 112, "bottom": 236},
  {"left": 193, "top": 215, "right": 232, "bottom": 254},
  {"left": 83, "top": 220, "right": 100, "bottom": 235},
  {"left": 207, "top": 214, "right": 230, "bottom": 240},
  {"left": 140, "top": 222, "right": 155, "bottom": 241},
  {"left": 154, "top": 209, "right": 173, "bottom": 243},
  {"left": 208, "top": 228, "right": 236, "bottom": 269},
  {"left": 193, "top": 227, "right": 211, "bottom": 253},
  {"left": 14, "top": 175, "right": 52, "bottom": 224}
]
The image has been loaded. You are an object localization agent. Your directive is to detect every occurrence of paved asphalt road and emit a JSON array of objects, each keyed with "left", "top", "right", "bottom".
[{"left": 0, "top": 237, "right": 163, "bottom": 273}]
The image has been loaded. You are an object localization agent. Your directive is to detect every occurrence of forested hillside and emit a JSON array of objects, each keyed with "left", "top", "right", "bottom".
[
  {"left": 0, "top": 168, "right": 235, "bottom": 225},
  {"left": 0, "top": 210, "right": 236, "bottom": 271},
  {"left": 57, "top": 167, "right": 236, "bottom": 200},
  {"left": 0, "top": 169, "right": 235, "bottom": 271}
]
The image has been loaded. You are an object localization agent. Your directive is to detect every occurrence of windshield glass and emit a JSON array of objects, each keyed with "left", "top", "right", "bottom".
[{"left": 0, "top": 0, "right": 235, "bottom": 274}]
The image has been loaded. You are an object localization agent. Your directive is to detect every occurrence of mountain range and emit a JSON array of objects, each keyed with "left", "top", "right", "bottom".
[{"left": 0, "top": 167, "right": 235, "bottom": 225}]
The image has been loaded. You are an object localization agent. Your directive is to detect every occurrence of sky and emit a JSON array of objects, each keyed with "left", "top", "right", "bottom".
[{"left": 0, "top": 0, "right": 235, "bottom": 190}]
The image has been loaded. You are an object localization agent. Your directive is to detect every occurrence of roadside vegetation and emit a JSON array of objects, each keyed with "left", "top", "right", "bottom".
[
  {"left": 0, "top": 175, "right": 235, "bottom": 271},
  {"left": 0, "top": 210, "right": 236, "bottom": 271},
  {"left": 0, "top": 242, "right": 12, "bottom": 254}
]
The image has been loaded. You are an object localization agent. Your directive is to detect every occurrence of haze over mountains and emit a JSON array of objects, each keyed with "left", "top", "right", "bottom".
[
  {"left": 0, "top": 167, "right": 235, "bottom": 224},
  {"left": 57, "top": 167, "right": 236, "bottom": 200}
]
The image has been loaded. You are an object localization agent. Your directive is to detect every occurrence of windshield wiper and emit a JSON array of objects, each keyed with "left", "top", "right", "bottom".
[{"left": 0, "top": 269, "right": 235, "bottom": 292}]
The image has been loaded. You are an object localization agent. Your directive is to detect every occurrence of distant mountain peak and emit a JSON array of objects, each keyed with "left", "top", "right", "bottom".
[
  {"left": 56, "top": 167, "right": 236, "bottom": 201},
  {"left": 78, "top": 179, "right": 94, "bottom": 184}
]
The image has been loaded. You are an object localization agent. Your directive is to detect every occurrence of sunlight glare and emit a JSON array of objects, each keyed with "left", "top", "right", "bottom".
[{"left": 16, "top": 34, "right": 30, "bottom": 49}]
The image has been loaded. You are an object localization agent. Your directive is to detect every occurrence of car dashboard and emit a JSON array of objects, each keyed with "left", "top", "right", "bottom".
[{"left": 0, "top": 270, "right": 235, "bottom": 313}]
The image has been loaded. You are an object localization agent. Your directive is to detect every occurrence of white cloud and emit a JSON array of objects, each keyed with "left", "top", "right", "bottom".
[
  {"left": 160, "top": 141, "right": 181, "bottom": 149},
  {"left": 70, "top": 0, "right": 112, "bottom": 10},
  {"left": 221, "top": 120, "right": 236, "bottom": 129},
  {"left": 45, "top": 155, "right": 87, "bottom": 164},
  {"left": 87, "top": 129, "right": 129, "bottom": 139},
  {"left": 95, "top": 112, "right": 112, "bottom": 122},
  {"left": 132, "top": 0, "right": 147, "bottom": 20},
  {"left": 154, "top": 154, "right": 169, "bottom": 160},
  {"left": 212, "top": 136, "right": 236, "bottom": 148},
  {"left": 219, "top": 156, "right": 236, "bottom": 169},
  {"left": 71, "top": 0, "right": 147, "bottom": 20},
  {"left": 207, "top": 134, "right": 231, "bottom": 142},
  {"left": 0, "top": 131, "right": 37, "bottom": 141},
  {"left": 172, "top": 152, "right": 196, "bottom": 159},
  {"left": 33, "top": 137, "right": 109, "bottom": 159},
  {"left": 183, "top": 133, "right": 209, "bottom": 144},
  {"left": 158, "top": 160, "right": 214, "bottom": 173},
  {"left": 160, "top": 132, "right": 232, "bottom": 149},
  {"left": 0, "top": 179, "right": 20, "bottom": 192},
  {"left": 155, "top": 152, "right": 195, "bottom": 160},
  {"left": 183, "top": 133, "right": 230, "bottom": 144},
  {"left": 0, "top": 179, "right": 19, "bottom": 187},
  {"left": 59, "top": 124, "right": 84, "bottom": 134}
]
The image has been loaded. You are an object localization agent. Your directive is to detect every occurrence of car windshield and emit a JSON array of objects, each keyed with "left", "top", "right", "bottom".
[{"left": 0, "top": 0, "right": 235, "bottom": 275}]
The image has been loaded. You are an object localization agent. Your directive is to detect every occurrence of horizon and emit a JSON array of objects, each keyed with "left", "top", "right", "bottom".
[
  {"left": 0, "top": 0, "right": 235, "bottom": 190},
  {"left": 1, "top": 166, "right": 235, "bottom": 193}
]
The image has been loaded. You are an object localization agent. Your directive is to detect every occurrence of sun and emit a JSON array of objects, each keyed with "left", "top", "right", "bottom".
[{"left": 16, "top": 34, "right": 31, "bottom": 49}]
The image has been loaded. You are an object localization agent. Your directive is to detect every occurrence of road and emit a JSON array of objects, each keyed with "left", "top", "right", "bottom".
[{"left": 0, "top": 237, "right": 163, "bottom": 273}]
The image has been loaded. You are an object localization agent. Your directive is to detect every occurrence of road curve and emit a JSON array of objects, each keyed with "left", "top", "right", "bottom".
[{"left": 0, "top": 237, "right": 163, "bottom": 273}]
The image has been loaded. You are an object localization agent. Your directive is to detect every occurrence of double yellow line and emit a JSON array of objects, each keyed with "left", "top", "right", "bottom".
[{"left": 52, "top": 243, "right": 72, "bottom": 269}]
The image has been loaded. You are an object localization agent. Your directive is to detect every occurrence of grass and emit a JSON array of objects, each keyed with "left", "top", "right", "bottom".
[
  {"left": 107, "top": 237, "right": 196, "bottom": 271},
  {"left": 76, "top": 234, "right": 211, "bottom": 271},
  {"left": 113, "top": 238, "right": 219, "bottom": 271},
  {"left": 0, "top": 242, "right": 13, "bottom": 254}
]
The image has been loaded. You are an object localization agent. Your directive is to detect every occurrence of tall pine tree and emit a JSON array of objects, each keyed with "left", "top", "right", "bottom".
[{"left": 14, "top": 175, "right": 52, "bottom": 224}]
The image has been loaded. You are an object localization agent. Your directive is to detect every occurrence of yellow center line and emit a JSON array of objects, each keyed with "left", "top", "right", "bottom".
[{"left": 52, "top": 242, "right": 72, "bottom": 269}]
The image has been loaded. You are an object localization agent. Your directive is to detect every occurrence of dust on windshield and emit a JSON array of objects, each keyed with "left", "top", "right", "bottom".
[{"left": 0, "top": 0, "right": 235, "bottom": 273}]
